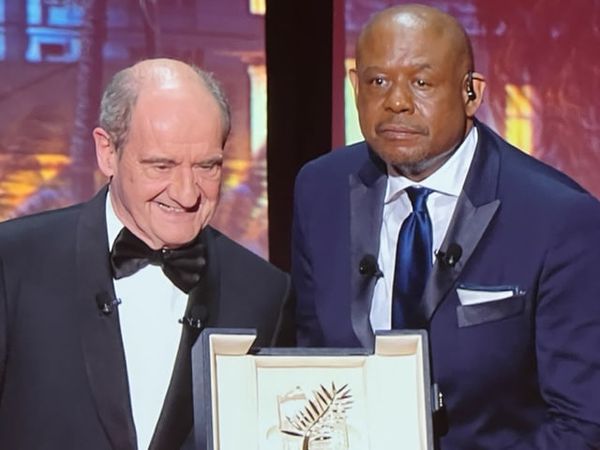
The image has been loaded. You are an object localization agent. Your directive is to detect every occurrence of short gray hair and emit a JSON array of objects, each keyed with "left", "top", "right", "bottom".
[{"left": 98, "top": 62, "right": 231, "bottom": 152}]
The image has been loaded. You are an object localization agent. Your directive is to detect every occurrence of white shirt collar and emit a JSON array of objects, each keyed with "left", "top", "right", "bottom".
[
  {"left": 384, "top": 126, "right": 479, "bottom": 203},
  {"left": 105, "top": 189, "right": 124, "bottom": 251}
]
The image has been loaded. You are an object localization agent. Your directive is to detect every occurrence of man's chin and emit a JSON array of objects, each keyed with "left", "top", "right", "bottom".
[
  {"left": 371, "top": 148, "right": 439, "bottom": 180},
  {"left": 390, "top": 151, "right": 453, "bottom": 181},
  {"left": 372, "top": 146, "right": 426, "bottom": 169},
  {"left": 155, "top": 228, "right": 203, "bottom": 249}
]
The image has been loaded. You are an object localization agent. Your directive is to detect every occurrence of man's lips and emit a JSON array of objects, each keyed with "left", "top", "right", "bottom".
[
  {"left": 156, "top": 201, "right": 199, "bottom": 213},
  {"left": 376, "top": 123, "right": 426, "bottom": 139}
]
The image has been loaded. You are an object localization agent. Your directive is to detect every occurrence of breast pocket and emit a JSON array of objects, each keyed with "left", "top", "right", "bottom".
[{"left": 456, "top": 294, "right": 526, "bottom": 328}]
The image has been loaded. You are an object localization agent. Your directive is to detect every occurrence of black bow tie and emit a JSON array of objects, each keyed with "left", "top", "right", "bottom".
[{"left": 110, "top": 227, "right": 207, "bottom": 294}]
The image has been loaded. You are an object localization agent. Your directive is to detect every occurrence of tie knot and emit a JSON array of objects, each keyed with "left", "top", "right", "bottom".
[
  {"left": 406, "top": 186, "right": 432, "bottom": 212},
  {"left": 110, "top": 227, "right": 207, "bottom": 293},
  {"left": 148, "top": 248, "right": 167, "bottom": 266}
]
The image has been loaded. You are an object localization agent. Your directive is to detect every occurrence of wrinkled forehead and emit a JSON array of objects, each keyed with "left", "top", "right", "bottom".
[{"left": 128, "top": 84, "right": 223, "bottom": 143}]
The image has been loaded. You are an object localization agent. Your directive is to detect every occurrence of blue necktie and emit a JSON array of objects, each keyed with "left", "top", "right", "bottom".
[{"left": 392, "top": 187, "right": 433, "bottom": 328}]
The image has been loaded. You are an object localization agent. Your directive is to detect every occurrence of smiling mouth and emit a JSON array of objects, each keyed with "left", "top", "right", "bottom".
[{"left": 157, "top": 202, "right": 188, "bottom": 213}]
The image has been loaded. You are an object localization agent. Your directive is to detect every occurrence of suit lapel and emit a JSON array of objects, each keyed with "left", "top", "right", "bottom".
[
  {"left": 150, "top": 227, "right": 220, "bottom": 450},
  {"left": 349, "top": 148, "right": 387, "bottom": 349},
  {"left": 77, "top": 186, "right": 137, "bottom": 450},
  {"left": 420, "top": 122, "right": 502, "bottom": 324}
]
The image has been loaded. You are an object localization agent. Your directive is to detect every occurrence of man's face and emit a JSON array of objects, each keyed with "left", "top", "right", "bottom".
[
  {"left": 96, "top": 85, "right": 224, "bottom": 249},
  {"left": 350, "top": 21, "right": 472, "bottom": 178}
]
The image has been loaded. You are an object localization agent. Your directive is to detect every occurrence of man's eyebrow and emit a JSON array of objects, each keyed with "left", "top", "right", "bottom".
[
  {"left": 361, "top": 65, "right": 387, "bottom": 73},
  {"left": 198, "top": 155, "right": 224, "bottom": 165},
  {"left": 414, "top": 63, "right": 433, "bottom": 71},
  {"left": 140, "top": 157, "right": 176, "bottom": 165},
  {"left": 360, "top": 63, "right": 434, "bottom": 73}
]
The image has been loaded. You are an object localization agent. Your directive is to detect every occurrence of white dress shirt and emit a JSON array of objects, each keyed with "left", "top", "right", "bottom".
[
  {"left": 370, "top": 127, "right": 479, "bottom": 331},
  {"left": 105, "top": 193, "right": 188, "bottom": 450}
]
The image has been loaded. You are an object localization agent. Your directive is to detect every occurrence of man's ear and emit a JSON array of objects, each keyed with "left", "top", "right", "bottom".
[
  {"left": 93, "top": 127, "right": 117, "bottom": 178},
  {"left": 463, "top": 72, "right": 486, "bottom": 117}
]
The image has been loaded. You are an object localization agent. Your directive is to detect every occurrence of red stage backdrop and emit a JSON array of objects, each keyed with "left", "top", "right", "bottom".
[
  {"left": 0, "top": 0, "right": 269, "bottom": 257},
  {"left": 0, "top": 0, "right": 598, "bottom": 260}
]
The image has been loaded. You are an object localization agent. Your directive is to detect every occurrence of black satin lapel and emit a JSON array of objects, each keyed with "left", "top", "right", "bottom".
[
  {"left": 149, "top": 228, "right": 219, "bottom": 450},
  {"left": 349, "top": 154, "right": 387, "bottom": 349},
  {"left": 419, "top": 123, "right": 502, "bottom": 324},
  {"left": 420, "top": 195, "right": 500, "bottom": 323},
  {"left": 77, "top": 186, "right": 137, "bottom": 450},
  {"left": 201, "top": 228, "right": 221, "bottom": 330}
]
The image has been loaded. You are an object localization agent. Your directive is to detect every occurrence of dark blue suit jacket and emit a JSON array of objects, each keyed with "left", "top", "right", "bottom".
[{"left": 292, "top": 121, "right": 600, "bottom": 449}]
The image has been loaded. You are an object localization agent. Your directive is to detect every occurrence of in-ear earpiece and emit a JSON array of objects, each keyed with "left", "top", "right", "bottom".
[{"left": 466, "top": 71, "right": 476, "bottom": 101}]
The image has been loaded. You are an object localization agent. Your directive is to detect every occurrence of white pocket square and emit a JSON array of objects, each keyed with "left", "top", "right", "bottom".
[{"left": 457, "top": 286, "right": 523, "bottom": 306}]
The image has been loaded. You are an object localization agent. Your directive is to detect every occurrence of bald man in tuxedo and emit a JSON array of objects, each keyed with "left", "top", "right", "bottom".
[{"left": 0, "top": 58, "right": 292, "bottom": 449}]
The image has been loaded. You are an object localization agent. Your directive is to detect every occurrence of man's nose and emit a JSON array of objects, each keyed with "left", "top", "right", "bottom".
[
  {"left": 384, "top": 83, "right": 414, "bottom": 114},
  {"left": 168, "top": 167, "right": 201, "bottom": 209}
]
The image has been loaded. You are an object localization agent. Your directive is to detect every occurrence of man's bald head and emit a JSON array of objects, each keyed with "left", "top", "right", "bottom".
[
  {"left": 99, "top": 58, "right": 230, "bottom": 153},
  {"left": 356, "top": 4, "right": 474, "bottom": 75}
]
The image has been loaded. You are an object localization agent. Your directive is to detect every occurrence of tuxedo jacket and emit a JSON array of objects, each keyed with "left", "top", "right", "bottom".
[
  {"left": 292, "top": 121, "right": 600, "bottom": 449},
  {"left": 0, "top": 187, "right": 292, "bottom": 449}
]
